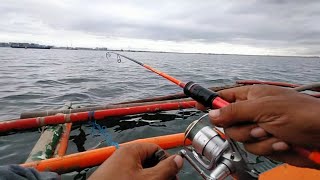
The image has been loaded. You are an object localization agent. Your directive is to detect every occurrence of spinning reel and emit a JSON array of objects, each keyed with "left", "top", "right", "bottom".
[{"left": 179, "top": 114, "right": 258, "bottom": 180}]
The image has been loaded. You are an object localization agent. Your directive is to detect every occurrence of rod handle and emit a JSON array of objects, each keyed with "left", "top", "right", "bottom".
[{"left": 183, "top": 81, "right": 229, "bottom": 108}]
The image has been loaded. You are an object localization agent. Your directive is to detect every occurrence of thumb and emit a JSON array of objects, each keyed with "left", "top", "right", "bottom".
[
  {"left": 209, "top": 100, "right": 258, "bottom": 127},
  {"left": 143, "top": 155, "right": 183, "bottom": 180}
]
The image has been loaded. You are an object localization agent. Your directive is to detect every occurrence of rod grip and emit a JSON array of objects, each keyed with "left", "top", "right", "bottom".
[{"left": 184, "top": 81, "right": 228, "bottom": 108}]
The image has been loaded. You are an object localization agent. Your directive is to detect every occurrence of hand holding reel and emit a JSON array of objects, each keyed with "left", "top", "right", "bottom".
[{"left": 179, "top": 114, "right": 258, "bottom": 180}]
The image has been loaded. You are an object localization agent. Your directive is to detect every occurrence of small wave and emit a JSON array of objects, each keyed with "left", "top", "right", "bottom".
[
  {"left": 204, "top": 78, "right": 233, "bottom": 85},
  {"left": 3, "top": 93, "right": 48, "bottom": 100},
  {"left": 0, "top": 144, "right": 11, "bottom": 151},
  {"left": 53, "top": 93, "right": 92, "bottom": 102},
  {"left": 59, "top": 78, "right": 101, "bottom": 83},
  {"left": 0, "top": 152, "right": 17, "bottom": 161},
  {"left": 35, "top": 79, "right": 67, "bottom": 86},
  {"left": 87, "top": 87, "right": 127, "bottom": 98}
]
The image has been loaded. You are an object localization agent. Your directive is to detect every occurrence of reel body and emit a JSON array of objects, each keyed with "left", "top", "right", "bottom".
[{"left": 180, "top": 114, "right": 258, "bottom": 180}]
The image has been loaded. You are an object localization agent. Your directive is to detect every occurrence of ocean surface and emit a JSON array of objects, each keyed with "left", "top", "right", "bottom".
[{"left": 0, "top": 47, "right": 319, "bottom": 179}]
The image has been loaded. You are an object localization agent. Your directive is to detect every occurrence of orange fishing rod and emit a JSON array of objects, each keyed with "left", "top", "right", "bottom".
[
  {"left": 107, "top": 52, "right": 229, "bottom": 109},
  {"left": 107, "top": 52, "right": 320, "bottom": 165}
]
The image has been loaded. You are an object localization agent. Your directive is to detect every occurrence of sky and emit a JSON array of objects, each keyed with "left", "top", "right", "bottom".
[{"left": 1, "top": 0, "right": 320, "bottom": 56}]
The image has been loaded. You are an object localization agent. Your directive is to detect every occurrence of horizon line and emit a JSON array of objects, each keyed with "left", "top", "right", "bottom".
[{"left": 1, "top": 41, "right": 319, "bottom": 59}]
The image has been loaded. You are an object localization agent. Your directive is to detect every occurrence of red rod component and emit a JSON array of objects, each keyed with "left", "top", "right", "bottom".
[
  {"left": 293, "top": 147, "right": 320, "bottom": 165},
  {"left": 212, "top": 97, "right": 229, "bottom": 108},
  {"left": 0, "top": 101, "right": 196, "bottom": 133},
  {"left": 21, "top": 133, "right": 191, "bottom": 174}
]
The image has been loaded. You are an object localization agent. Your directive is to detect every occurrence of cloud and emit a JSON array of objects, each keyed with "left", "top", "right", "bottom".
[{"left": 0, "top": 0, "right": 319, "bottom": 56}]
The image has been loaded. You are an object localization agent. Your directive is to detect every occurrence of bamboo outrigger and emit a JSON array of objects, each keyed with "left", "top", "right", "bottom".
[{"left": 0, "top": 100, "right": 196, "bottom": 133}]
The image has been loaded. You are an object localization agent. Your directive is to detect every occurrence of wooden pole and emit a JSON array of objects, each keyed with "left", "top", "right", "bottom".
[
  {"left": 20, "top": 84, "right": 241, "bottom": 119},
  {"left": 20, "top": 99, "right": 191, "bottom": 119},
  {"left": 0, "top": 101, "right": 196, "bottom": 133}
]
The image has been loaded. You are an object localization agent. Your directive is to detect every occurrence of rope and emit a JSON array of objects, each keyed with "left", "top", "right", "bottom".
[{"left": 88, "top": 111, "right": 119, "bottom": 149}]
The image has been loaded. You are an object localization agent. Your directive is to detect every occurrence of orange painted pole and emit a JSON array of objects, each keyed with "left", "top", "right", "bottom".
[
  {"left": 54, "top": 123, "right": 72, "bottom": 157},
  {"left": 0, "top": 100, "right": 196, "bottom": 133},
  {"left": 21, "top": 99, "right": 195, "bottom": 119},
  {"left": 21, "top": 133, "right": 191, "bottom": 174}
]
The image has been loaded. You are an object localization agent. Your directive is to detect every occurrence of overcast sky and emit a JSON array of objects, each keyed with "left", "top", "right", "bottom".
[{"left": 1, "top": 0, "right": 320, "bottom": 56}]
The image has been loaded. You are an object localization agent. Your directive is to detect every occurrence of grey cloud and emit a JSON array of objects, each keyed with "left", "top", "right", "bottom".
[
  {"left": 71, "top": 1, "right": 320, "bottom": 45},
  {"left": 1, "top": 0, "right": 320, "bottom": 54}
]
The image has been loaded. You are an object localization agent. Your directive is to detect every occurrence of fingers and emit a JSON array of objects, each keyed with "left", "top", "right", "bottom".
[
  {"left": 218, "top": 85, "right": 296, "bottom": 102},
  {"left": 243, "top": 137, "right": 289, "bottom": 156},
  {"left": 120, "top": 143, "right": 161, "bottom": 163},
  {"left": 218, "top": 86, "right": 252, "bottom": 102},
  {"left": 250, "top": 127, "right": 269, "bottom": 138},
  {"left": 272, "top": 142, "right": 290, "bottom": 151},
  {"left": 209, "top": 100, "right": 260, "bottom": 127},
  {"left": 224, "top": 123, "right": 290, "bottom": 153},
  {"left": 195, "top": 102, "right": 208, "bottom": 111},
  {"left": 143, "top": 155, "right": 183, "bottom": 180},
  {"left": 198, "top": 85, "right": 295, "bottom": 112},
  {"left": 224, "top": 124, "right": 269, "bottom": 143}
]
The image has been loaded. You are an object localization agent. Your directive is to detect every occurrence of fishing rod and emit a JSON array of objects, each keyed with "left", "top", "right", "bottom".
[
  {"left": 106, "top": 52, "right": 229, "bottom": 109},
  {"left": 106, "top": 52, "right": 320, "bottom": 167}
]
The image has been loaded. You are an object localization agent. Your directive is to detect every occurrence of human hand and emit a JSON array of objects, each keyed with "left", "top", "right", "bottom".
[
  {"left": 197, "top": 85, "right": 320, "bottom": 168},
  {"left": 89, "top": 143, "right": 183, "bottom": 180}
]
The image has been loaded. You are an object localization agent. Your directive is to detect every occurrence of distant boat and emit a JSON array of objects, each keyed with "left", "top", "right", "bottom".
[{"left": 10, "top": 43, "right": 52, "bottom": 49}]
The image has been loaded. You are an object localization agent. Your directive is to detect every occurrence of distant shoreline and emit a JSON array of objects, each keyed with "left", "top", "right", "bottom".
[
  {"left": 106, "top": 49, "right": 320, "bottom": 59},
  {"left": 0, "top": 43, "right": 319, "bottom": 59}
]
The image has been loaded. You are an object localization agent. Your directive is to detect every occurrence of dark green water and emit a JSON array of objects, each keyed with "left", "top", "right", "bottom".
[{"left": 0, "top": 48, "right": 319, "bottom": 179}]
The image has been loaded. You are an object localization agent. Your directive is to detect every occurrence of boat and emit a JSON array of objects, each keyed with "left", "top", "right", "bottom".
[
  {"left": 10, "top": 43, "right": 52, "bottom": 49},
  {"left": 1, "top": 80, "right": 320, "bottom": 180}
]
